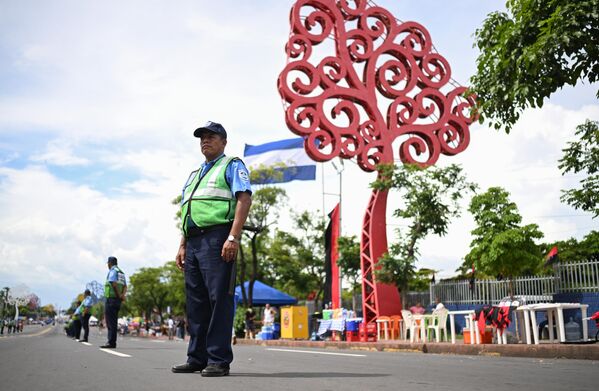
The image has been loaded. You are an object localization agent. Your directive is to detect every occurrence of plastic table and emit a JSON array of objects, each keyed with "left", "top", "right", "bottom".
[{"left": 448, "top": 310, "right": 480, "bottom": 344}]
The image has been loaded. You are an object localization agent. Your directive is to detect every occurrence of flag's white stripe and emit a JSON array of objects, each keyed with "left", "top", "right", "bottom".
[
  {"left": 244, "top": 148, "right": 314, "bottom": 168},
  {"left": 266, "top": 348, "right": 366, "bottom": 357},
  {"left": 100, "top": 348, "right": 131, "bottom": 357}
]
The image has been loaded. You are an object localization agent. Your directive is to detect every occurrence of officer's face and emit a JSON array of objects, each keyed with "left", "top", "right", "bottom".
[{"left": 200, "top": 133, "right": 226, "bottom": 160}]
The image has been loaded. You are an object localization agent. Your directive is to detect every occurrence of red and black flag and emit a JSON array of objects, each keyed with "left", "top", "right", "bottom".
[
  {"left": 323, "top": 204, "right": 340, "bottom": 309},
  {"left": 544, "top": 246, "right": 559, "bottom": 267}
]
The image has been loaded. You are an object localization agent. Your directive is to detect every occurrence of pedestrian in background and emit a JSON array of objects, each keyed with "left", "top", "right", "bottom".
[
  {"left": 171, "top": 121, "right": 252, "bottom": 377},
  {"left": 101, "top": 256, "right": 127, "bottom": 349},
  {"left": 245, "top": 308, "right": 256, "bottom": 339},
  {"left": 167, "top": 316, "right": 175, "bottom": 340},
  {"left": 263, "top": 303, "right": 275, "bottom": 326}
]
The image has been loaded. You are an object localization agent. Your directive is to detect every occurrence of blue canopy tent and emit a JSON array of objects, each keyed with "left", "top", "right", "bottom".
[{"left": 235, "top": 280, "right": 297, "bottom": 306}]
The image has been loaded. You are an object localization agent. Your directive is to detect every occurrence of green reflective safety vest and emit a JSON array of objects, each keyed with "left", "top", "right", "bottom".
[
  {"left": 104, "top": 266, "right": 126, "bottom": 298},
  {"left": 180, "top": 156, "right": 237, "bottom": 236}
]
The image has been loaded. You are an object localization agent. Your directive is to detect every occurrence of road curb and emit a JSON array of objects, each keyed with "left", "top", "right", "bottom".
[{"left": 236, "top": 338, "right": 599, "bottom": 360}]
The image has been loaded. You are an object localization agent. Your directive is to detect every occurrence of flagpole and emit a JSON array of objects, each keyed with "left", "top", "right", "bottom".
[
  {"left": 338, "top": 160, "right": 343, "bottom": 309},
  {"left": 332, "top": 159, "right": 344, "bottom": 308},
  {"left": 321, "top": 163, "right": 326, "bottom": 222}
]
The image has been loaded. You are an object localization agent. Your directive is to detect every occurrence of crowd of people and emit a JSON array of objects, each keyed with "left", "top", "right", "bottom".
[{"left": 0, "top": 318, "right": 24, "bottom": 334}]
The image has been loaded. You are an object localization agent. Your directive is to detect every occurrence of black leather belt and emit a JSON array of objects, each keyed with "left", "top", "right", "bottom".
[{"left": 186, "top": 223, "right": 232, "bottom": 238}]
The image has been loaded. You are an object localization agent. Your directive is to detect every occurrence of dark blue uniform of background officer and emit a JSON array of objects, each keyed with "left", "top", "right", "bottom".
[
  {"left": 172, "top": 121, "right": 252, "bottom": 377},
  {"left": 101, "top": 256, "right": 127, "bottom": 349}
]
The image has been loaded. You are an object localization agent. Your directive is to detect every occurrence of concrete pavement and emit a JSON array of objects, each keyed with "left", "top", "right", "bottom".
[{"left": 1, "top": 325, "right": 597, "bottom": 391}]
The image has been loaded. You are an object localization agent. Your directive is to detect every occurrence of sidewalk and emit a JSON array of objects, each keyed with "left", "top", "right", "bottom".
[
  {"left": 125, "top": 330, "right": 599, "bottom": 360},
  {"left": 236, "top": 338, "right": 599, "bottom": 360}
]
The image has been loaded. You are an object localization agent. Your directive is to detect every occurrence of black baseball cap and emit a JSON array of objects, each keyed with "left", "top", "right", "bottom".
[
  {"left": 193, "top": 121, "right": 227, "bottom": 139},
  {"left": 107, "top": 256, "right": 118, "bottom": 264}
]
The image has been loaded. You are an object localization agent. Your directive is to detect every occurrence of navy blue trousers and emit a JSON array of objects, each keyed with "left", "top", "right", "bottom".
[
  {"left": 185, "top": 226, "right": 235, "bottom": 366},
  {"left": 73, "top": 319, "right": 82, "bottom": 339},
  {"left": 81, "top": 314, "right": 90, "bottom": 341},
  {"left": 105, "top": 298, "right": 121, "bottom": 346}
]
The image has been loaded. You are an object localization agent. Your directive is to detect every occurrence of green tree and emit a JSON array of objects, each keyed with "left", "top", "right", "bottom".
[
  {"left": 466, "top": 187, "right": 544, "bottom": 295},
  {"left": 540, "top": 230, "right": 599, "bottom": 264},
  {"left": 372, "top": 164, "right": 477, "bottom": 307},
  {"left": 558, "top": 120, "right": 599, "bottom": 217},
  {"left": 238, "top": 185, "right": 287, "bottom": 307},
  {"left": 471, "top": 0, "right": 599, "bottom": 133},
  {"left": 163, "top": 261, "right": 185, "bottom": 315},
  {"left": 128, "top": 266, "right": 170, "bottom": 322},
  {"left": 336, "top": 235, "right": 361, "bottom": 311},
  {"left": 40, "top": 304, "right": 56, "bottom": 317},
  {"left": 265, "top": 211, "right": 327, "bottom": 308},
  {"left": 409, "top": 268, "right": 436, "bottom": 292},
  {"left": 171, "top": 195, "right": 182, "bottom": 231}
]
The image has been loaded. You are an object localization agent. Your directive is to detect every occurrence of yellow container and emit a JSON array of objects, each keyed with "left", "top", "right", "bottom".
[{"left": 281, "top": 306, "right": 309, "bottom": 339}]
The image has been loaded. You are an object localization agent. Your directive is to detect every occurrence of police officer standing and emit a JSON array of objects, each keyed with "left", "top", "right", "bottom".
[
  {"left": 100, "top": 256, "right": 127, "bottom": 349},
  {"left": 72, "top": 300, "right": 82, "bottom": 340},
  {"left": 80, "top": 289, "right": 93, "bottom": 343},
  {"left": 171, "top": 121, "right": 252, "bottom": 377}
]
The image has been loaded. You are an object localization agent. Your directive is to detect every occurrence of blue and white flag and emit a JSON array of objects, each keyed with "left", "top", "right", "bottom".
[{"left": 244, "top": 137, "right": 316, "bottom": 184}]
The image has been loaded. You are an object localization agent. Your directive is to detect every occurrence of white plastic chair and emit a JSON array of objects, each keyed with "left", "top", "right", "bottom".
[
  {"left": 427, "top": 308, "right": 449, "bottom": 342},
  {"left": 401, "top": 310, "right": 421, "bottom": 343}
]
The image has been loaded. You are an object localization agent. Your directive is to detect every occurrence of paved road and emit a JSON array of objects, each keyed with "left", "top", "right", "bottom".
[{"left": 1, "top": 325, "right": 597, "bottom": 391}]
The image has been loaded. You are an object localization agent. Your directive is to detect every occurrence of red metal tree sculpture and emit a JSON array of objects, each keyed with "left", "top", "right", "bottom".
[{"left": 277, "top": 0, "right": 477, "bottom": 325}]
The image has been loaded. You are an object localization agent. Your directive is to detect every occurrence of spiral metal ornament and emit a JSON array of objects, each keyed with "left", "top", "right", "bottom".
[{"left": 277, "top": 0, "right": 477, "bottom": 171}]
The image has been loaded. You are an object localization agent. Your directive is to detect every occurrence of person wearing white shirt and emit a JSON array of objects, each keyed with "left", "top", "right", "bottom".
[
  {"left": 263, "top": 304, "right": 275, "bottom": 326},
  {"left": 434, "top": 297, "right": 445, "bottom": 311}
]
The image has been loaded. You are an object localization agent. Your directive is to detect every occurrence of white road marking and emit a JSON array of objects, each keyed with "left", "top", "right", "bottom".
[
  {"left": 151, "top": 340, "right": 165, "bottom": 343},
  {"left": 266, "top": 348, "right": 366, "bottom": 357},
  {"left": 81, "top": 342, "right": 92, "bottom": 346},
  {"left": 100, "top": 348, "right": 131, "bottom": 358}
]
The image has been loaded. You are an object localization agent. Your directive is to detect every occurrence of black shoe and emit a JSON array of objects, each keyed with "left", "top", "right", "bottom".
[
  {"left": 99, "top": 344, "right": 116, "bottom": 349},
  {"left": 201, "top": 364, "right": 230, "bottom": 377},
  {"left": 171, "top": 362, "right": 206, "bottom": 373},
  {"left": 80, "top": 339, "right": 88, "bottom": 343}
]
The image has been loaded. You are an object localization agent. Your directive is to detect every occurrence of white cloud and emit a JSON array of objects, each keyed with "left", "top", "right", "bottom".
[
  {"left": 0, "top": 164, "right": 181, "bottom": 306},
  {"left": 30, "top": 139, "right": 90, "bottom": 166},
  {"left": 0, "top": 0, "right": 597, "bottom": 307}
]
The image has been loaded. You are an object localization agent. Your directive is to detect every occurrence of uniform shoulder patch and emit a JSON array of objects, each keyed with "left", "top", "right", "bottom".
[{"left": 238, "top": 169, "right": 249, "bottom": 181}]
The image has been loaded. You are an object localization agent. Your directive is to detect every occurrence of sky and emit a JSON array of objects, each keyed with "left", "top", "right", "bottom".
[{"left": 0, "top": 0, "right": 597, "bottom": 311}]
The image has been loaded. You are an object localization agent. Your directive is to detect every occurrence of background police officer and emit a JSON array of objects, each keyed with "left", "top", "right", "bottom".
[
  {"left": 101, "top": 256, "right": 126, "bottom": 349},
  {"left": 80, "top": 289, "right": 93, "bottom": 343},
  {"left": 71, "top": 300, "right": 82, "bottom": 340},
  {"left": 172, "top": 121, "right": 252, "bottom": 377}
]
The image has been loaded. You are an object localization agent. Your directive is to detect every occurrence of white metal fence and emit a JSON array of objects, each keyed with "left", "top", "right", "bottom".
[
  {"left": 556, "top": 258, "right": 599, "bottom": 292},
  {"left": 423, "top": 258, "right": 599, "bottom": 305}
]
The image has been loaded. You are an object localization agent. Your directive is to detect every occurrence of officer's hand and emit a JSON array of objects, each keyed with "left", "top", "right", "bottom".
[
  {"left": 176, "top": 246, "right": 186, "bottom": 271},
  {"left": 221, "top": 240, "right": 238, "bottom": 262}
]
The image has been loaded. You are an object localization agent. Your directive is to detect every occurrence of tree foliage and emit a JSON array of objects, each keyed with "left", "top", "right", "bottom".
[
  {"left": 129, "top": 266, "right": 172, "bottom": 321},
  {"left": 558, "top": 120, "right": 599, "bottom": 217},
  {"left": 238, "top": 186, "right": 287, "bottom": 307},
  {"left": 264, "top": 211, "right": 327, "bottom": 308},
  {"left": 471, "top": 0, "right": 599, "bottom": 132},
  {"left": 540, "top": 230, "right": 599, "bottom": 264},
  {"left": 336, "top": 235, "right": 361, "bottom": 311},
  {"left": 372, "top": 163, "right": 477, "bottom": 305},
  {"left": 336, "top": 235, "right": 361, "bottom": 292},
  {"left": 466, "top": 187, "right": 544, "bottom": 285}
]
